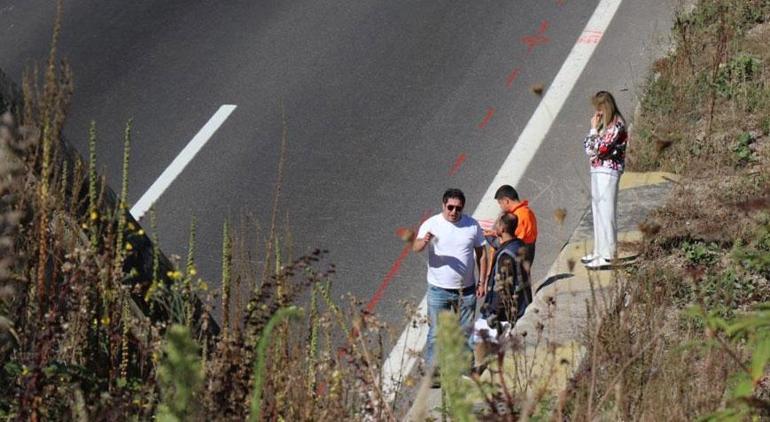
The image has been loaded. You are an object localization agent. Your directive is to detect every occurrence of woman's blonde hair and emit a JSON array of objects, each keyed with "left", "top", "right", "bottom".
[{"left": 592, "top": 91, "right": 624, "bottom": 130}]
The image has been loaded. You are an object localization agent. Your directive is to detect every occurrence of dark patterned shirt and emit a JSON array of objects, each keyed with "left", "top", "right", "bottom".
[{"left": 583, "top": 116, "right": 627, "bottom": 172}]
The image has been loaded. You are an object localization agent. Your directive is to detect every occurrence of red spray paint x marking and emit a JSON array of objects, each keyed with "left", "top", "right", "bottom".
[{"left": 521, "top": 20, "right": 550, "bottom": 53}]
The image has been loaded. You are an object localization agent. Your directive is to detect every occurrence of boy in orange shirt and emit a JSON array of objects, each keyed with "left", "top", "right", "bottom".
[{"left": 484, "top": 185, "right": 538, "bottom": 300}]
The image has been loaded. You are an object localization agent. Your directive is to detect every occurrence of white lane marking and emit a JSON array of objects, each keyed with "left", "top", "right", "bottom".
[
  {"left": 381, "top": 0, "right": 624, "bottom": 403},
  {"left": 130, "top": 105, "right": 237, "bottom": 220}
]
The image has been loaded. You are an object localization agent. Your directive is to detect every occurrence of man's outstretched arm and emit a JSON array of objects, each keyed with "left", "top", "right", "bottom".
[{"left": 413, "top": 231, "right": 432, "bottom": 253}]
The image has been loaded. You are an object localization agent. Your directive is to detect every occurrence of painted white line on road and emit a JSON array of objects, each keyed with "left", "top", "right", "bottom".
[
  {"left": 130, "top": 105, "right": 237, "bottom": 220},
  {"left": 381, "top": 0, "right": 624, "bottom": 403}
]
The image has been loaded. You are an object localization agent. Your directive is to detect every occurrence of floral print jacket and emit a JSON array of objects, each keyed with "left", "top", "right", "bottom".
[{"left": 583, "top": 116, "right": 627, "bottom": 172}]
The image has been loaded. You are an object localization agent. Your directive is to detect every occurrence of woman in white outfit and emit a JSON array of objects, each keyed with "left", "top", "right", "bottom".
[{"left": 581, "top": 91, "right": 627, "bottom": 269}]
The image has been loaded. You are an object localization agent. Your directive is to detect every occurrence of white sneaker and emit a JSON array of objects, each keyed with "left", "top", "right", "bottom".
[
  {"left": 584, "top": 257, "right": 613, "bottom": 270},
  {"left": 580, "top": 253, "right": 598, "bottom": 264}
]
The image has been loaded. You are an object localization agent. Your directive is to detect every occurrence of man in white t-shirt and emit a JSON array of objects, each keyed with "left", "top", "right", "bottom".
[{"left": 413, "top": 188, "right": 487, "bottom": 377}]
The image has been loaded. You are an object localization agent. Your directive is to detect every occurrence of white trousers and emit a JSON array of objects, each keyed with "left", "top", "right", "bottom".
[{"left": 590, "top": 169, "right": 620, "bottom": 259}]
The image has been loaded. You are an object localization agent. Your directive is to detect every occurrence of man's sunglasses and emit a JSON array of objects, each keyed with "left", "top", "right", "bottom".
[{"left": 446, "top": 205, "right": 463, "bottom": 212}]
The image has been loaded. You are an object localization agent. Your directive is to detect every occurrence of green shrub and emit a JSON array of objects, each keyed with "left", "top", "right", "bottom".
[
  {"left": 156, "top": 325, "right": 203, "bottom": 422},
  {"left": 715, "top": 54, "right": 761, "bottom": 97},
  {"left": 733, "top": 132, "right": 756, "bottom": 165},
  {"left": 733, "top": 214, "right": 770, "bottom": 278},
  {"left": 436, "top": 311, "right": 475, "bottom": 422},
  {"left": 682, "top": 240, "right": 721, "bottom": 266}
]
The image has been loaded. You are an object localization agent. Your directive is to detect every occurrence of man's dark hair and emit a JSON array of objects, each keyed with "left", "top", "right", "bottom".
[
  {"left": 442, "top": 188, "right": 466, "bottom": 205},
  {"left": 494, "top": 185, "right": 520, "bottom": 201},
  {"left": 498, "top": 212, "right": 518, "bottom": 236}
]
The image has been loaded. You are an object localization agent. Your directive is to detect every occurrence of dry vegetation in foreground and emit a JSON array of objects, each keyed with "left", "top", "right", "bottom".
[
  {"left": 0, "top": 8, "right": 406, "bottom": 421},
  {"left": 559, "top": 0, "right": 770, "bottom": 420}
]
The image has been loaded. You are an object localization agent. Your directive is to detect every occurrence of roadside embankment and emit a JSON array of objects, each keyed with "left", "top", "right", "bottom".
[
  {"left": 411, "top": 1, "right": 770, "bottom": 420},
  {"left": 562, "top": 1, "right": 770, "bottom": 419}
]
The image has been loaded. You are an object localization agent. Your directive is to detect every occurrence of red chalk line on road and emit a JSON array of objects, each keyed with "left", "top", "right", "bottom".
[
  {"left": 365, "top": 210, "right": 432, "bottom": 312},
  {"left": 478, "top": 107, "right": 496, "bottom": 129},
  {"left": 506, "top": 68, "right": 521, "bottom": 88},
  {"left": 364, "top": 245, "right": 411, "bottom": 313},
  {"left": 449, "top": 153, "right": 467, "bottom": 176}
]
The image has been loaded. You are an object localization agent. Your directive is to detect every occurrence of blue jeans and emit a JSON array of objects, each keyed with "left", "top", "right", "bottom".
[{"left": 425, "top": 284, "right": 477, "bottom": 369}]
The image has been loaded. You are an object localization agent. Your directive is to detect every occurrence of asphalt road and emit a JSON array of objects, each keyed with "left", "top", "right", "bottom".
[{"left": 0, "top": 0, "right": 676, "bottom": 338}]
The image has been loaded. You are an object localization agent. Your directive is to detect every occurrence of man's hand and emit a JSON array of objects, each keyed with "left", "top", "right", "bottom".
[
  {"left": 413, "top": 231, "right": 433, "bottom": 252},
  {"left": 476, "top": 280, "right": 487, "bottom": 298},
  {"left": 483, "top": 228, "right": 495, "bottom": 237}
]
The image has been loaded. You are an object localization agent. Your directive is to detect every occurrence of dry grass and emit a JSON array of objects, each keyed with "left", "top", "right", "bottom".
[{"left": 628, "top": 1, "right": 770, "bottom": 174}]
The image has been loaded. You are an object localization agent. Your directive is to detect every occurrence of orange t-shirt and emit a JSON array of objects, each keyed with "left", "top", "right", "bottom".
[{"left": 508, "top": 201, "right": 537, "bottom": 244}]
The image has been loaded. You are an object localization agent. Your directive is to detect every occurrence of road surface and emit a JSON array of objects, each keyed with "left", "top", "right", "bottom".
[{"left": 0, "top": 0, "right": 676, "bottom": 355}]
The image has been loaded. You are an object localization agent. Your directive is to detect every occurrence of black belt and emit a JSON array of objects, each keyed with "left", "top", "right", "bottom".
[{"left": 433, "top": 285, "right": 476, "bottom": 296}]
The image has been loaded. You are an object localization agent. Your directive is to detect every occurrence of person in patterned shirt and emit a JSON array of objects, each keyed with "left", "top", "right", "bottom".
[{"left": 581, "top": 91, "right": 627, "bottom": 269}]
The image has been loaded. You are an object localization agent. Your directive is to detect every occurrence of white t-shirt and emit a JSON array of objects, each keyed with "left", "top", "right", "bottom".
[{"left": 416, "top": 214, "right": 486, "bottom": 289}]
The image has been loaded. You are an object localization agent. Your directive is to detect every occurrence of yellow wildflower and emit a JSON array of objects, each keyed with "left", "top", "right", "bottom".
[{"left": 165, "top": 270, "right": 183, "bottom": 281}]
